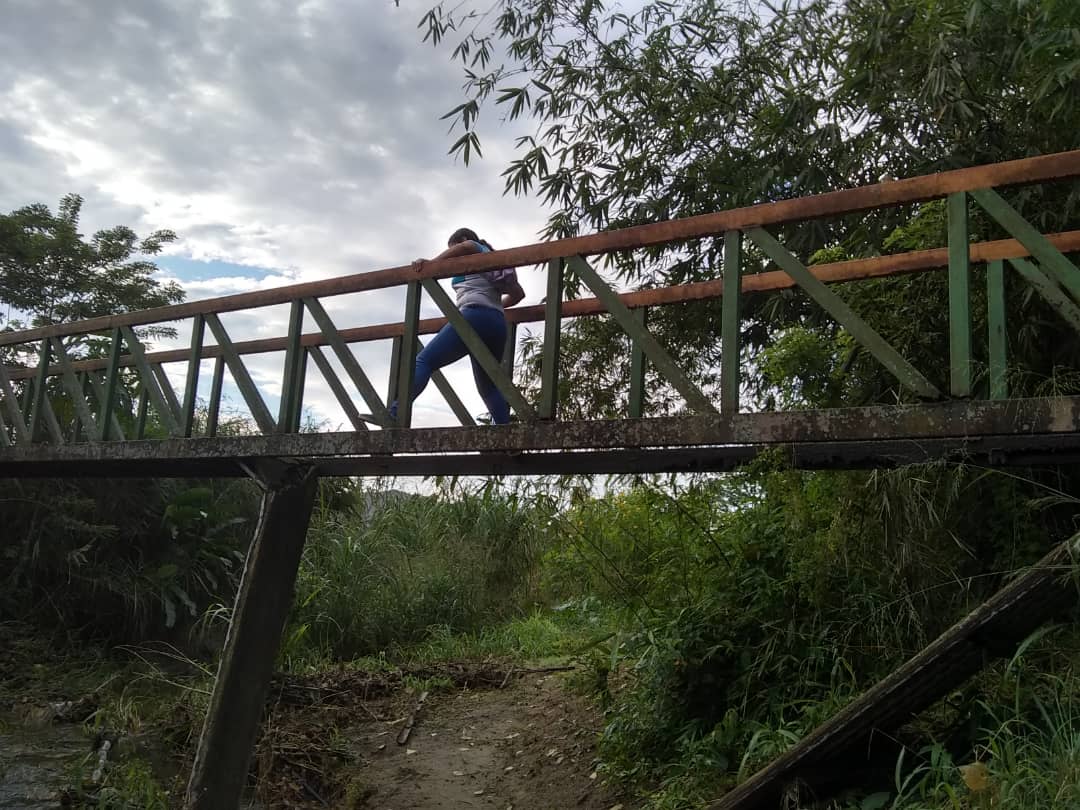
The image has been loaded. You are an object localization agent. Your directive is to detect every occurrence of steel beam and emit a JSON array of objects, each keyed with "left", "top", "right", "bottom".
[
  {"left": 987, "top": 260, "right": 1008, "bottom": 400},
  {"left": 6, "top": 434, "right": 1080, "bottom": 479},
  {"left": 395, "top": 282, "right": 421, "bottom": 428},
  {"left": 948, "top": 192, "right": 972, "bottom": 396},
  {"left": 721, "top": 230, "right": 741, "bottom": 413},
  {"left": 206, "top": 357, "right": 225, "bottom": 438},
  {"left": 1, "top": 397, "right": 1078, "bottom": 470},
  {"left": 181, "top": 315, "right": 206, "bottom": 438},
  {"left": 628, "top": 307, "right": 648, "bottom": 419},
  {"left": 540, "top": 258, "right": 564, "bottom": 420}
]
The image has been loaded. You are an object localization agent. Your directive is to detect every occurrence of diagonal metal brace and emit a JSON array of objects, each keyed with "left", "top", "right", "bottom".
[
  {"left": 50, "top": 338, "right": 100, "bottom": 440},
  {"left": 420, "top": 279, "right": 537, "bottom": 421},
  {"left": 203, "top": 315, "right": 277, "bottom": 435},
  {"left": 972, "top": 187, "right": 1080, "bottom": 304},
  {"left": 120, "top": 326, "right": 183, "bottom": 436},
  {"left": 303, "top": 297, "right": 391, "bottom": 424},
  {"left": 747, "top": 227, "right": 941, "bottom": 399},
  {"left": 568, "top": 255, "right": 718, "bottom": 414},
  {"left": 418, "top": 336, "right": 477, "bottom": 426},
  {"left": 0, "top": 363, "right": 32, "bottom": 444},
  {"left": 1009, "top": 257, "right": 1080, "bottom": 332}
]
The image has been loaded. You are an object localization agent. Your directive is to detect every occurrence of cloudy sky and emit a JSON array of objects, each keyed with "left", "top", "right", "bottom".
[{"left": 0, "top": 0, "right": 552, "bottom": 428}]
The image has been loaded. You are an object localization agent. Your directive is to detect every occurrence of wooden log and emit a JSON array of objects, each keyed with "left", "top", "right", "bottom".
[
  {"left": 710, "top": 537, "right": 1080, "bottom": 809},
  {"left": 184, "top": 462, "right": 318, "bottom": 810}
]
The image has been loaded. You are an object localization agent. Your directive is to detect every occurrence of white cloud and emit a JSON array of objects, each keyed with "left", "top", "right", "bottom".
[{"left": 1, "top": 0, "right": 552, "bottom": 429}]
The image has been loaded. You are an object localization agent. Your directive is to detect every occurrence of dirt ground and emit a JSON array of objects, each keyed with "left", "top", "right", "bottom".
[{"left": 253, "top": 666, "right": 637, "bottom": 810}]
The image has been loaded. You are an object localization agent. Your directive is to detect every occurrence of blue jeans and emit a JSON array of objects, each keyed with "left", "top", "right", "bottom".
[{"left": 393, "top": 305, "right": 510, "bottom": 424}]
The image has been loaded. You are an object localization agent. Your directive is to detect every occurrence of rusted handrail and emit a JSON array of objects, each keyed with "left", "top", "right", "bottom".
[
  {"left": 5, "top": 229, "right": 1079, "bottom": 380},
  {"left": 2, "top": 149, "right": 1078, "bottom": 348}
]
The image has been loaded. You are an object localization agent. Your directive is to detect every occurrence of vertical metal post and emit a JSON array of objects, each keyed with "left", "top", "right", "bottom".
[
  {"left": 948, "top": 192, "right": 972, "bottom": 397},
  {"left": 182, "top": 316, "right": 206, "bottom": 438},
  {"left": 20, "top": 376, "right": 34, "bottom": 424},
  {"left": 539, "top": 258, "right": 563, "bottom": 420},
  {"left": 396, "top": 281, "right": 421, "bottom": 428},
  {"left": 135, "top": 384, "right": 149, "bottom": 439},
  {"left": 502, "top": 322, "right": 517, "bottom": 377},
  {"left": 73, "top": 372, "right": 89, "bottom": 443},
  {"left": 987, "top": 259, "right": 1008, "bottom": 400},
  {"left": 387, "top": 335, "right": 403, "bottom": 410},
  {"left": 721, "top": 230, "right": 742, "bottom": 413},
  {"left": 278, "top": 301, "right": 305, "bottom": 433},
  {"left": 184, "top": 463, "right": 319, "bottom": 810},
  {"left": 629, "top": 307, "right": 648, "bottom": 418},
  {"left": 207, "top": 356, "right": 225, "bottom": 438},
  {"left": 292, "top": 350, "right": 308, "bottom": 433},
  {"left": 100, "top": 328, "right": 124, "bottom": 440},
  {"left": 28, "top": 339, "right": 51, "bottom": 443}
]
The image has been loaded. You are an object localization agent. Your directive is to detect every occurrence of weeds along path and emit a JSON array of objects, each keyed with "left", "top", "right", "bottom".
[{"left": 254, "top": 665, "right": 636, "bottom": 809}]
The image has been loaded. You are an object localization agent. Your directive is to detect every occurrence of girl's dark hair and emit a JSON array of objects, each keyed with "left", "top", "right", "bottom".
[{"left": 448, "top": 227, "right": 494, "bottom": 251}]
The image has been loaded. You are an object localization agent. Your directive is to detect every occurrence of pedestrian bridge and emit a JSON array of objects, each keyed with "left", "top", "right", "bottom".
[
  {"left": 3, "top": 151, "right": 1080, "bottom": 479},
  {"left": 3, "top": 150, "right": 1080, "bottom": 810}
]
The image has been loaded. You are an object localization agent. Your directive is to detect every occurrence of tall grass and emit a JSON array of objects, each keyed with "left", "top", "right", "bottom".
[
  {"left": 282, "top": 484, "right": 557, "bottom": 666},
  {"left": 882, "top": 658, "right": 1080, "bottom": 810}
]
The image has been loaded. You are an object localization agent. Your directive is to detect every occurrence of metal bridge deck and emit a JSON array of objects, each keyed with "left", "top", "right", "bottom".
[{"left": 3, "top": 397, "right": 1079, "bottom": 477}]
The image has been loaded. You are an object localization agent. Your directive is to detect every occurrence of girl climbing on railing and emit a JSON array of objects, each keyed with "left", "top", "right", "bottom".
[{"left": 390, "top": 227, "right": 525, "bottom": 425}]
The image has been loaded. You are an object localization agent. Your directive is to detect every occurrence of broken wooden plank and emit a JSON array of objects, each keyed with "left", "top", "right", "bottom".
[{"left": 710, "top": 537, "right": 1080, "bottom": 809}]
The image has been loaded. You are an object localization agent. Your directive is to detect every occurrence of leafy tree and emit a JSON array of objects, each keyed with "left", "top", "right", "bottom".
[
  {"left": 0, "top": 198, "right": 208, "bottom": 640},
  {"left": 419, "top": 0, "right": 1080, "bottom": 413},
  {"left": 422, "top": 0, "right": 1080, "bottom": 260},
  {"left": 0, "top": 193, "right": 184, "bottom": 337}
]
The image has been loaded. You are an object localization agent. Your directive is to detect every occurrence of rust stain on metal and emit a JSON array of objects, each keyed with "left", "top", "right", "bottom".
[
  {"left": 7, "top": 229, "right": 1080, "bottom": 381},
  {"left": 1, "top": 398, "right": 1079, "bottom": 474},
  {"left": 1, "top": 152, "right": 1078, "bottom": 348}
]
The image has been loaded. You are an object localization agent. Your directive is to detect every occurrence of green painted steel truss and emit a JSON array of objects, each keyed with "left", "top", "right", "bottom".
[{"left": 2, "top": 154, "right": 1080, "bottom": 470}]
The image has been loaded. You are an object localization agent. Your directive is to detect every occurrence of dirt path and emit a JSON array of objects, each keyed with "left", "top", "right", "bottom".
[
  {"left": 258, "top": 668, "right": 635, "bottom": 810},
  {"left": 350, "top": 674, "right": 626, "bottom": 810}
]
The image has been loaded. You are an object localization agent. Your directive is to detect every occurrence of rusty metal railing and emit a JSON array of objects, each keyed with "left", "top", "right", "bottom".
[{"left": 2, "top": 150, "right": 1080, "bottom": 450}]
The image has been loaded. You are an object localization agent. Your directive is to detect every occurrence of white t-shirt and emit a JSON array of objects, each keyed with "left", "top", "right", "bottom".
[{"left": 451, "top": 243, "right": 515, "bottom": 311}]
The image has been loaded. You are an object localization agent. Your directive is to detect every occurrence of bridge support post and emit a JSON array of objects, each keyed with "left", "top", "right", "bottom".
[{"left": 184, "top": 462, "right": 319, "bottom": 810}]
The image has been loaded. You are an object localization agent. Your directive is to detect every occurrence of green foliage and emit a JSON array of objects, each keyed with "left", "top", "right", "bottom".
[
  {"left": 282, "top": 484, "right": 557, "bottom": 667},
  {"left": 422, "top": 0, "right": 1080, "bottom": 422},
  {"left": 403, "top": 609, "right": 597, "bottom": 664},
  {"left": 421, "top": 0, "right": 1080, "bottom": 271},
  {"left": 0, "top": 194, "right": 183, "bottom": 338},
  {"left": 0, "top": 477, "right": 259, "bottom": 641},
  {"left": 78, "top": 758, "right": 170, "bottom": 810},
  {"left": 533, "top": 463, "right": 1075, "bottom": 807},
  {"left": 861, "top": 646, "right": 1080, "bottom": 810}
]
